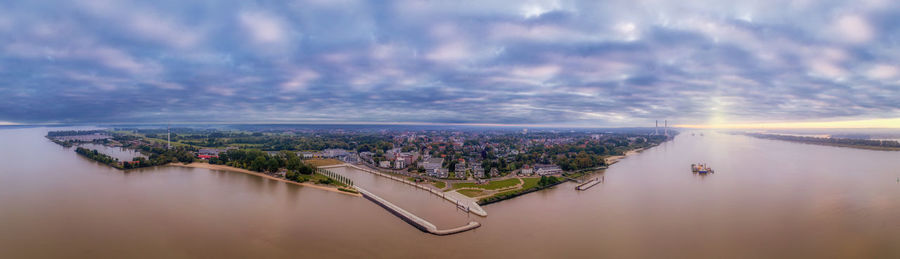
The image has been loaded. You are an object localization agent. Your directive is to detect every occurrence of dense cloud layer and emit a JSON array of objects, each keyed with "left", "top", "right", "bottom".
[{"left": 1, "top": 0, "right": 898, "bottom": 125}]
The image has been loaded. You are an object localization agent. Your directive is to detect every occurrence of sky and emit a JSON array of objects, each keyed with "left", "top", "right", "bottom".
[{"left": 1, "top": 0, "right": 899, "bottom": 127}]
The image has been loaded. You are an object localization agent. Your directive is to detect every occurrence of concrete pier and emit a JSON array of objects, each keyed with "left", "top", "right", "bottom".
[
  {"left": 356, "top": 186, "right": 480, "bottom": 236},
  {"left": 575, "top": 177, "right": 602, "bottom": 191},
  {"left": 320, "top": 164, "right": 488, "bottom": 217}
]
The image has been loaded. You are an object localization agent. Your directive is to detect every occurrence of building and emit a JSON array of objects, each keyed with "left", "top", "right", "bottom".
[
  {"left": 534, "top": 164, "right": 562, "bottom": 175},
  {"left": 394, "top": 152, "right": 418, "bottom": 166},
  {"left": 394, "top": 159, "right": 405, "bottom": 169},
  {"left": 379, "top": 160, "right": 391, "bottom": 168},
  {"left": 299, "top": 151, "right": 319, "bottom": 158},
  {"left": 454, "top": 164, "right": 466, "bottom": 178},
  {"left": 422, "top": 157, "right": 443, "bottom": 171},
  {"left": 473, "top": 165, "right": 485, "bottom": 178},
  {"left": 198, "top": 147, "right": 235, "bottom": 156},
  {"left": 323, "top": 149, "right": 349, "bottom": 158},
  {"left": 520, "top": 165, "right": 533, "bottom": 176},
  {"left": 490, "top": 168, "right": 499, "bottom": 177},
  {"left": 428, "top": 168, "right": 449, "bottom": 178}
]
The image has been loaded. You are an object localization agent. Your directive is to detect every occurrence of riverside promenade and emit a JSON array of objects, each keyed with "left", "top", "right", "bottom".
[{"left": 320, "top": 164, "right": 488, "bottom": 217}]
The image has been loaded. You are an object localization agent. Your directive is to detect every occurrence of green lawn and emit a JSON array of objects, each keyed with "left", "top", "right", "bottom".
[
  {"left": 432, "top": 181, "right": 446, "bottom": 189},
  {"left": 457, "top": 189, "right": 484, "bottom": 198},
  {"left": 452, "top": 178, "right": 520, "bottom": 190},
  {"left": 520, "top": 177, "right": 541, "bottom": 190},
  {"left": 306, "top": 158, "right": 344, "bottom": 167}
]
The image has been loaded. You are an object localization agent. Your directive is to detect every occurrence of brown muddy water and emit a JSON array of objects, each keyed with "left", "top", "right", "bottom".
[{"left": 1, "top": 127, "right": 898, "bottom": 258}]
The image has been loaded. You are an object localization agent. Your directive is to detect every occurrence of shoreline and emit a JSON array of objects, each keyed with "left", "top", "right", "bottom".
[
  {"left": 169, "top": 163, "right": 361, "bottom": 197},
  {"left": 605, "top": 146, "right": 648, "bottom": 165},
  {"left": 746, "top": 133, "right": 900, "bottom": 151}
]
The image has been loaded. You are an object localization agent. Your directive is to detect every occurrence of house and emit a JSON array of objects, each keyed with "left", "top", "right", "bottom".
[
  {"left": 379, "top": 160, "right": 391, "bottom": 168},
  {"left": 427, "top": 168, "right": 449, "bottom": 178},
  {"left": 520, "top": 165, "right": 533, "bottom": 175},
  {"left": 490, "top": 168, "right": 499, "bottom": 177},
  {"left": 394, "top": 159, "right": 405, "bottom": 169},
  {"left": 454, "top": 164, "right": 466, "bottom": 178},
  {"left": 197, "top": 154, "right": 217, "bottom": 159},
  {"left": 396, "top": 152, "right": 418, "bottom": 166},
  {"left": 473, "top": 165, "right": 485, "bottom": 178},
  {"left": 534, "top": 164, "right": 562, "bottom": 175}
]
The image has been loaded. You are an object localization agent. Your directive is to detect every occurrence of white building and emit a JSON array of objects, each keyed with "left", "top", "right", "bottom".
[
  {"left": 520, "top": 165, "right": 533, "bottom": 176},
  {"left": 422, "top": 157, "right": 443, "bottom": 171},
  {"left": 379, "top": 160, "right": 391, "bottom": 168},
  {"left": 534, "top": 164, "right": 562, "bottom": 175}
]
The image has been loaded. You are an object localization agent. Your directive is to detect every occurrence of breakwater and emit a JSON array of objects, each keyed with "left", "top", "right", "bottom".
[
  {"left": 355, "top": 186, "right": 480, "bottom": 235},
  {"left": 320, "top": 164, "right": 487, "bottom": 217}
]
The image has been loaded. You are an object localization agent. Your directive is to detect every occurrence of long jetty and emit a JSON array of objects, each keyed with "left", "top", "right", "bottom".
[
  {"left": 355, "top": 187, "right": 480, "bottom": 235},
  {"left": 575, "top": 177, "right": 602, "bottom": 191},
  {"left": 320, "top": 164, "right": 487, "bottom": 217}
]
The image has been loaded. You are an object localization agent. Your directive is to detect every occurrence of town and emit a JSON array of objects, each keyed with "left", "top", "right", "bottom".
[{"left": 47, "top": 125, "right": 672, "bottom": 204}]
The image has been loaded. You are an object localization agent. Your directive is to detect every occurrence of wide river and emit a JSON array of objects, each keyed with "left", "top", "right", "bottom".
[{"left": 1, "top": 127, "right": 898, "bottom": 258}]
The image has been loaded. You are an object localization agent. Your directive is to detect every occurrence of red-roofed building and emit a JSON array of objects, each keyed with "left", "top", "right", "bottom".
[{"left": 197, "top": 154, "right": 218, "bottom": 159}]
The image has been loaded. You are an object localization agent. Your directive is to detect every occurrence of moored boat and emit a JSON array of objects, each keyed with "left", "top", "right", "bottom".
[{"left": 691, "top": 163, "right": 714, "bottom": 173}]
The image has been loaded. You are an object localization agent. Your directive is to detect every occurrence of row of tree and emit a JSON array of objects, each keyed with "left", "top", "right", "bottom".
[
  {"left": 216, "top": 149, "right": 317, "bottom": 175},
  {"left": 749, "top": 133, "right": 900, "bottom": 148}
]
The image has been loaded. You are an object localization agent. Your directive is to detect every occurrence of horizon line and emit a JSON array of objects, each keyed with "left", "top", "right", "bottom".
[{"left": 675, "top": 117, "right": 900, "bottom": 129}]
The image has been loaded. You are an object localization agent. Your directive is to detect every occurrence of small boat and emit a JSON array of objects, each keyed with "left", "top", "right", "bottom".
[{"left": 691, "top": 163, "right": 714, "bottom": 174}]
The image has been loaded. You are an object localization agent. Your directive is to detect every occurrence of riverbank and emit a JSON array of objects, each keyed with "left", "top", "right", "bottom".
[
  {"left": 605, "top": 147, "right": 647, "bottom": 165},
  {"left": 746, "top": 133, "right": 900, "bottom": 151},
  {"left": 170, "top": 163, "right": 361, "bottom": 197}
]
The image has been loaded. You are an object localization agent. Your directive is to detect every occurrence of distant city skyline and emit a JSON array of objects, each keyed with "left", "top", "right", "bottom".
[{"left": 1, "top": 1, "right": 899, "bottom": 127}]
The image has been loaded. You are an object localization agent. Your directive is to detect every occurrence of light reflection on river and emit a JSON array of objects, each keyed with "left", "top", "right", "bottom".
[{"left": 1, "top": 127, "right": 898, "bottom": 258}]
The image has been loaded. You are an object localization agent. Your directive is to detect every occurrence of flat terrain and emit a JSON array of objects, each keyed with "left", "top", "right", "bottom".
[{"left": 305, "top": 158, "right": 344, "bottom": 167}]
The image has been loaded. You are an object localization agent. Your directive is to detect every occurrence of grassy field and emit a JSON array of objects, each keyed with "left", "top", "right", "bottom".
[
  {"left": 432, "top": 181, "right": 446, "bottom": 189},
  {"left": 305, "top": 159, "right": 344, "bottom": 167},
  {"left": 520, "top": 177, "right": 541, "bottom": 190},
  {"left": 457, "top": 189, "right": 484, "bottom": 197},
  {"left": 452, "top": 178, "right": 520, "bottom": 190}
]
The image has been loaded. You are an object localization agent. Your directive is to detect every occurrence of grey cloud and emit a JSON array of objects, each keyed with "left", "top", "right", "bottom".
[{"left": 1, "top": 0, "right": 899, "bottom": 126}]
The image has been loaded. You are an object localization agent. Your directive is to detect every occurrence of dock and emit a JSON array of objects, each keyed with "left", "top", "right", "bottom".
[
  {"left": 319, "top": 164, "right": 483, "bottom": 235},
  {"left": 575, "top": 177, "right": 603, "bottom": 191},
  {"left": 356, "top": 186, "right": 481, "bottom": 235},
  {"left": 320, "top": 164, "right": 487, "bottom": 217}
]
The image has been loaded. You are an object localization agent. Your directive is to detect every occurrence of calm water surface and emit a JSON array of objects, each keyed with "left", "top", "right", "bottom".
[{"left": 1, "top": 127, "right": 898, "bottom": 258}]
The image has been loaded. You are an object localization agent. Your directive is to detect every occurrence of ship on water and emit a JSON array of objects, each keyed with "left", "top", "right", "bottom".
[{"left": 691, "top": 163, "right": 714, "bottom": 174}]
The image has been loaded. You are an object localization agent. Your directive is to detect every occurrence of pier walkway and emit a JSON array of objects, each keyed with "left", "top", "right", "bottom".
[
  {"left": 355, "top": 187, "right": 480, "bottom": 235},
  {"left": 320, "top": 164, "right": 487, "bottom": 217},
  {"left": 319, "top": 163, "right": 484, "bottom": 235}
]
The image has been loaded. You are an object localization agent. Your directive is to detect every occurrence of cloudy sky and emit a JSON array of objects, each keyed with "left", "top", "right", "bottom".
[{"left": 1, "top": 0, "right": 899, "bottom": 127}]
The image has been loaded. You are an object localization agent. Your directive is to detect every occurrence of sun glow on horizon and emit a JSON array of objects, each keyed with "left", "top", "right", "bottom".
[{"left": 676, "top": 118, "right": 900, "bottom": 129}]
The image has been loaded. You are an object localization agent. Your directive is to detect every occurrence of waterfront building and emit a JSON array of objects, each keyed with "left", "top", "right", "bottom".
[
  {"left": 534, "top": 164, "right": 562, "bottom": 175},
  {"left": 520, "top": 165, "right": 533, "bottom": 175}
]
